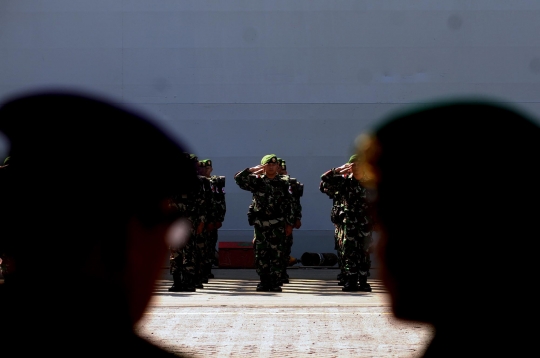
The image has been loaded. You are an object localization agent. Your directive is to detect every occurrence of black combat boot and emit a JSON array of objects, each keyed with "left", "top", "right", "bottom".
[
  {"left": 342, "top": 274, "right": 359, "bottom": 292},
  {"left": 338, "top": 274, "right": 347, "bottom": 286},
  {"left": 256, "top": 274, "right": 271, "bottom": 292},
  {"left": 168, "top": 272, "right": 183, "bottom": 292},
  {"left": 257, "top": 275, "right": 272, "bottom": 291},
  {"left": 206, "top": 263, "right": 215, "bottom": 279},
  {"left": 281, "top": 270, "right": 289, "bottom": 284},
  {"left": 181, "top": 273, "right": 196, "bottom": 292},
  {"left": 269, "top": 276, "right": 282, "bottom": 292},
  {"left": 358, "top": 274, "right": 372, "bottom": 292}
]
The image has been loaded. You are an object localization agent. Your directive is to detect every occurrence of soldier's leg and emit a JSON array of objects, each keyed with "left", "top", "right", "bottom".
[
  {"left": 336, "top": 226, "right": 347, "bottom": 286},
  {"left": 267, "top": 225, "right": 285, "bottom": 292},
  {"left": 342, "top": 236, "right": 360, "bottom": 292},
  {"left": 206, "top": 230, "right": 218, "bottom": 279},
  {"left": 281, "top": 233, "right": 293, "bottom": 284},
  {"left": 181, "top": 235, "right": 197, "bottom": 292},
  {"left": 254, "top": 226, "right": 272, "bottom": 291},
  {"left": 357, "top": 234, "right": 373, "bottom": 292},
  {"left": 194, "top": 234, "right": 206, "bottom": 287},
  {"left": 168, "top": 247, "right": 183, "bottom": 292}
]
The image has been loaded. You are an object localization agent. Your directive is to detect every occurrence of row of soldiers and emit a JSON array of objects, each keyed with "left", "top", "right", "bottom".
[
  {"left": 2, "top": 152, "right": 372, "bottom": 294},
  {"left": 234, "top": 153, "right": 372, "bottom": 293},
  {"left": 168, "top": 154, "right": 226, "bottom": 292},
  {"left": 235, "top": 155, "right": 303, "bottom": 292}
]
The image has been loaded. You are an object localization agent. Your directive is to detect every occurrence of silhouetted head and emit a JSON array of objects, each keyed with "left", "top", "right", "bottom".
[
  {"left": 358, "top": 100, "right": 540, "bottom": 328},
  {"left": 0, "top": 91, "right": 198, "bottom": 327}
]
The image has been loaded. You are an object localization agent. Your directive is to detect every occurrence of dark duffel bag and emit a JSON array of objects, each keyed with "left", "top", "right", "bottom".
[{"left": 300, "top": 252, "right": 338, "bottom": 267}]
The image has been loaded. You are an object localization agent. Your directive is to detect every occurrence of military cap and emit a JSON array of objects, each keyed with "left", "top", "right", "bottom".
[
  {"left": 261, "top": 154, "right": 278, "bottom": 165},
  {"left": 348, "top": 154, "right": 359, "bottom": 163}
]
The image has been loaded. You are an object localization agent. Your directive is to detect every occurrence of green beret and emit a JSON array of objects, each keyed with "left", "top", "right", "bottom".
[
  {"left": 201, "top": 159, "right": 212, "bottom": 167},
  {"left": 3, "top": 156, "right": 10, "bottom": 165},
  {"left": 261, "top": 154, "right": 278, "bottom": 165},
  {"left": 189, "top": 153, "right": 198, "bottom": 160},
  {"left": 197, "top": 160, "right": 205, "bottom": 167},
  {"left": 348, "top": 154, "right": 358, "bottom": 163}
]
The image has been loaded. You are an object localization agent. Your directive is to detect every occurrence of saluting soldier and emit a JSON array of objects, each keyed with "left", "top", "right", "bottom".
[
  {"left": 199, "top": 159, "right": 226, "bottom": 280},
  {"left": 319, "top": 154, "right": 373, "bottom": 292},
  {"left": 234, "top": 154, "right": 295, "bottom": 292},
  {"left": 277, "top": 158, "right": 302, "bottom": 284},
  {"left": 320, "top": 160, "right": 347, "bottom": 285}
]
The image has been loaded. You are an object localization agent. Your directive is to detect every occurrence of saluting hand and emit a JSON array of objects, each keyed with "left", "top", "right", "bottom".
[{"left": 249, "top": 164, "right": 264, "bottom": 173}]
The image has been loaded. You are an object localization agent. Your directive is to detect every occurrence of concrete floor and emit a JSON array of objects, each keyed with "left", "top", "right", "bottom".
[{"left": 135, "top": 268, "right": 434, "bottom": 357}]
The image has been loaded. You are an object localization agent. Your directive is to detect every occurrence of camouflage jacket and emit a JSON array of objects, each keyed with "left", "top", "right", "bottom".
[
  {"left": 197, "top": 175, "right": 213, "bottom": 224},
  {"left": 210, "top": 175, "right": 226, "bottom": 223},
  {"left": 289, "top": 178, "right": 303, "bottom": 222},
  {"left": 319, "top": 169, "right": 372, "bottom": 237},
  {"left": 234, "top": 168, "right": 295, "bottom": 227},
  {"left": 170, "top": 175, "right": 208, "bottom": 228}
]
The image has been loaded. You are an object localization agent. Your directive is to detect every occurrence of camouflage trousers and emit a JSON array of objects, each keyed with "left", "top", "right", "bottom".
[
  {"left": 169, "top": 234, "right": 197, "bottom": 280},
  {"left": 169, "top": 246, "right": 183, "bottom": 276},
  {"left": 194, "top": 232, "right": 207, "bottom": 282},
  {"left": 334, "top": 225, "right": 345, "bottom": 275},
  {"left": 281, "top": 233, "right": 293, "bottom": 273},
  {"left": 253, "top": 224, "right": 286, "bottom": 282},
  {"left": 337, "top": 226, "right": 372, "bottom": 278},
  {"left": 205, "top": 230, "right": 218, "bottom": 269}
]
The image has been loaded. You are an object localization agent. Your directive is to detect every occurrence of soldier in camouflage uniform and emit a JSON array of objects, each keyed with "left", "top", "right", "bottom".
[
  {"left": 234, "top": 154, "right": 295, "bottom": 292},
  {"left": 191, "top": 159, "right": 214, "bottom": 288},
  {"left": 277, "top": 158, "right": 302, "bottom": 284},
  {"left": 319, "top": 161, "right": 347, "bottom": 285},
  {"left": 199, "top": 159, "right": 226, "bottom": 280},
  {"left": 319, "top": 154, "right": 373, "bottom": 292},
  {"left": 168, "top": 153, "right": 204, "bottom": 292}
]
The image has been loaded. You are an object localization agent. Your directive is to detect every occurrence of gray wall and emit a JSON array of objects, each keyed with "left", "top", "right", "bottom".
[{"left": 2, "top": 1, "right": 540, "bottom": 260}]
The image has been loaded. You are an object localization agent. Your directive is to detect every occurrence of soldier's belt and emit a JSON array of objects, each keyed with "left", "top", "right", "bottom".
[{"left": 254, "top": 218, "right": 285, "bottom": 227}]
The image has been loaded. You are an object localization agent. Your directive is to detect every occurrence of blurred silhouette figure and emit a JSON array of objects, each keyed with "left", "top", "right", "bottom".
[
  {"left": 356, "top": 100, "right": 538, "bottom": 357},
  {"left": 0, "top": 92, "right": 198, "bottom": 357}
]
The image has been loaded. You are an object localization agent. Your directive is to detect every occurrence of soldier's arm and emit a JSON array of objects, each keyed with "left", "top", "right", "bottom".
[
  {"left": 294, "top": 204, "right": 302, "bottom": 229},
  {"left": 294, "top": 183, "right": 303, "bottom": 229},
  {"left": 214, "top": 176, "right": 227, "bottom": 226},
  {"left": 320, "top": 167, "right": 346, "bottom": 197},
  {"left": 285, "top": 184, "right": 296, "bottom": 228},
  {"left": 234, "top": 167, "right": 261, "bottom": 192},
  {"left": 284, "top": 194, "right": 295, "bottom": 236}
]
